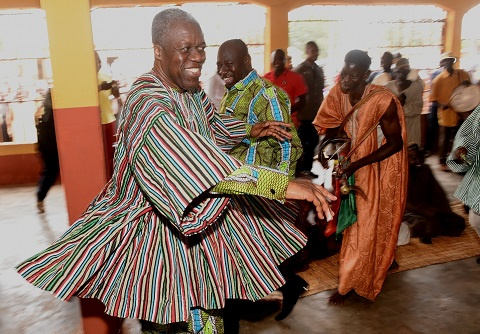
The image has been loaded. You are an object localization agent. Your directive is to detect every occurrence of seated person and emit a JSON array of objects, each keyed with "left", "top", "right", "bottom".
[{"left": 403, "top": 144, "right": 465, "bottom": 243}]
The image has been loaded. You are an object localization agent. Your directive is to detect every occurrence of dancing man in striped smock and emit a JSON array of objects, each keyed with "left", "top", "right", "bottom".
[
  {"left": 16, "top": 8, "right": 336, "bottom": 334},
  {"left": 447, "top": 104, "right": 480, "bottom": 265}
]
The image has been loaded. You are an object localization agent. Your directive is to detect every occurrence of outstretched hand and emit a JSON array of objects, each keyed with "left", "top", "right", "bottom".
[
  {"left": 454, "top": 147, "right": 469, "bottom": 164},
  {"left": 250, "top": 121, "right": 293, "bottom": 141},
  {"left": 286, "top": 178, "right": 337, "bottom": 221}
]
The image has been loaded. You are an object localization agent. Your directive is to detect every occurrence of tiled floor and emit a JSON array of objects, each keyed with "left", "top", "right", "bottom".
[
  {"left": 0, "top": 155, "right": 479, "bottom": 334},
  {"left": 0, "top": 185, "right": 83, "bottom": 334}
]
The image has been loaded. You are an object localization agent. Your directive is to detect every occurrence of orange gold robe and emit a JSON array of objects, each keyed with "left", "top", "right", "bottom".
[{"left": 313, "top": 83, "right": 407, "bottom": 301}]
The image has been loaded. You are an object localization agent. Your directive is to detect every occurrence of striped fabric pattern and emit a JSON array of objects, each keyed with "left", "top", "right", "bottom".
[
  {"left": 447, "top": 104, "right": 480, "bottom": 213},
  {"left": 16, "top": 71, "right": 306, "bottom": 325},
  {"left": 219, "top": 70, "right": 302, "bottom": 178}
]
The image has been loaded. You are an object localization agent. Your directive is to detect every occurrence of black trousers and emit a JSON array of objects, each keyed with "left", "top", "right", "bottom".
[
  {"left": 37, "top": 145, "right": 60, "bottom": 202},
  {"left": 425, "top": 102, "right": 439, "bottom": 153},
  {"left": 296, "top": 120, "right": 319, "bottom": 173},
  {"left": 439, "top": 125, "right": 458, "bottom": 165}
]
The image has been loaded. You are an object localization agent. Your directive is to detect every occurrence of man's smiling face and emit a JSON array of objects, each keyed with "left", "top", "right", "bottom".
[{"left": 156, "top": 21, "right": 206, "bottom": 91}]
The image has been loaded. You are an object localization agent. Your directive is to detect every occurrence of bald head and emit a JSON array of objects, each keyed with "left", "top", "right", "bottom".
[
  {"left": 271, "top": 49, "right": 286, "bottom": 77},
  {"left": 340, "top": 50, "right": 371, "bottom": 94},
  {"left": 271, "top": 49, "right": 286, "bottom": 64},
  {"left": 381, "top": 52, "right": 393, "bottom": 72},
  {"left": 220, "top": 39, "right": 249, "bottom": 59},
  {"left": 306, "top": 41, "right": 319, "bottom": 62},
  {"left": 217, "top": 39, "right": 252, "bottom": 89}
]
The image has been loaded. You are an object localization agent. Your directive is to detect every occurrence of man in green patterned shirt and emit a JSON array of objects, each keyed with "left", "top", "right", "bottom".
[
  {"left": 216, "top": 39, "right": 307, "bottom": 328},
  {"left": 217, "top": 39, "right": 302, "bottom": 179}
]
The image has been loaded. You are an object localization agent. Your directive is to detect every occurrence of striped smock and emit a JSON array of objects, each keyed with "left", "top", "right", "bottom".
[
  {"left": 16, "top": 71, "right": 306, "bottom": 325},
  {"left": 447, "top": 104, "right": 480, "bottom": 214}
]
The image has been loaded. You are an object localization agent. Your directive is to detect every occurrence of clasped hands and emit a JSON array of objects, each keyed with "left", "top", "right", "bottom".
[{"left": 250, "top": 121, "right": 293, "bottom": 141}]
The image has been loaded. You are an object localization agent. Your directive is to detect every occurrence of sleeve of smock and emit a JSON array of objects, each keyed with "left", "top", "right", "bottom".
[
  {"left": 313, "top": 83, "right": 344, "bottom": 129},
  {"left": 429, "top": 77, "right": 438, "bottom": 102},
  {"left": 211, "top": 112, "right": 252, "bottom": 151},
  {"left": 263, "top": 86, "right": 303, "bottom": 175},
  {"left": 404, "top": 82, "right": 424, "bottom": 118},
  {"left": 447, "top": 105, "right": 480, "bottom": 173},
  {"left": 201, "top": 89, "right": 250, "bottom": 151},
  {"left": 459, "top": 70, "right": 471, "bottom": 83},
  {"left": 212, "top": 165, "right": 289, "bottom": 201},
  {"left": 131, "top": 110, "right": 243, "bottom": 236}
]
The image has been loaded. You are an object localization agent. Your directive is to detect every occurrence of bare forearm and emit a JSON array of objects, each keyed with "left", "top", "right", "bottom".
[{"left": 350, "top": 140, "right": 402, "bottom": 172}]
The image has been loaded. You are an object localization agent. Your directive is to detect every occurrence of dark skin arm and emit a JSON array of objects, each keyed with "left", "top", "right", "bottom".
[
  {"left": 319, "top": 67, "right": 325, "bottom": 91},
  {"left": 99, "top": 80, "right": 120, "bottom": 98},
  {"left": 453, "top": 147, "right": 468, "bottom": 163},
  {"left": 342, "top": 99, "right": 403, "bottom": 178},
  {"left": 291, "top": 94, "right": 306, "bottom": 114},
  {"left": 436, "top": 79, "right": 472, "bottom": 110}
]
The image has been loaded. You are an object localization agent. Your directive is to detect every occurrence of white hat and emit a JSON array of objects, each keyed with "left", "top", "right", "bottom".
[{"left": 440, "top": 52, "right": 457, "bottom": 62}]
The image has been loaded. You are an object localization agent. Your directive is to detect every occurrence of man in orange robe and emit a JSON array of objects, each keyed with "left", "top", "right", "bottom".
[{"left": 313, "top": 49, "right": 407, "bottom": 304}]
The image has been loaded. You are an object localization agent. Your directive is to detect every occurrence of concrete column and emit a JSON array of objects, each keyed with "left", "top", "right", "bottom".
[
  {"left": 443, "top": 8, "right": 467, "bottom": 67},
  {"left": 265, "top": 4, "right": 289, "bottom": 72},
  {"left": 39, "top": 1, "right": 117, "bottom": 333},
  {"left": 40, "top": 0, "right": 107, "bottom": 222}
]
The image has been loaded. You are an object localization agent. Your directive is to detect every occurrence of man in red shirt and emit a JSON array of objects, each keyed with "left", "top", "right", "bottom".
[{"left": 264, "top": 49, "right": 308, "bottom": 130}]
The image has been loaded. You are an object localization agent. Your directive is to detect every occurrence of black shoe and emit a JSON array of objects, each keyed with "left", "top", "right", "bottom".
[
  {"left": 420, "top": 236, "right": 432, "bottom": 244},
  {"left": 275, "top": 275, "right": 308, "bottom": 321},
  {"left": 476, "top": 256, "right": 480, "bottom": 265},
  {"left": 223, "top": 299, "right": 241, "bottom": 334},
  {"left": 388, "top": 259, "right": 399, "bottom": 272}
]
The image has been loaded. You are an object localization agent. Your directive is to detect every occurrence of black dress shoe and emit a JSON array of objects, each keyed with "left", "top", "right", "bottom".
[
  {"left": 275, "top": 275, "right": 308, "bottom": 321},
  {"left": 420, "top": 236, "right": 432, "bottom": 244},
  {"left": 223, "top": 299, "right": 241, "bottom": 334},
  {"left": 476, "top": 256, "right": 480, "bottom": 264}
]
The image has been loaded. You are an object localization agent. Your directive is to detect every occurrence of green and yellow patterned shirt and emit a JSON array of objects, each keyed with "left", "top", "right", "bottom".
[{"left": 219, "top": 70, "right": 303, "bottom": 179}]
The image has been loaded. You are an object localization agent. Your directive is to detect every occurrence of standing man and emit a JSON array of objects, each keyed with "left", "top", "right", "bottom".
[
  {"left": 447, "top": 104, "right": 480, "bottom": 264},
  {"left": 216, "top": 38, "right": 305, "bottom": 326},
  {"left": 313, "top": 49, "right": 407, "bottom": 304},
  {"left": 367, "top": 51, "right": 393, "bottom": 86},
  {"left": 17, "top": 9, "right": 336, "bottom": 333},
  {"left": 429, "top": 52, "right": 471, "bottom": 171},
  {"left": 385, "top": 58, "right": 424, "bottom": 146},
  {"left": 294, "top": 41, "right": 325, "bottom": 175},
  {"left": 217, "top": 39, "right": 302, "bottom": 179},
  {"left": 96, "top": 50, "right": 120, "bottom": 179},
  {"left": 35, "top": 89, "right": 59, "bottom": 213},
  {"left": 424, "top": 66, "right": 443, "bottom": 157},
  {"left": 264, "top": 49, "right": 308, "bottom": 129}
]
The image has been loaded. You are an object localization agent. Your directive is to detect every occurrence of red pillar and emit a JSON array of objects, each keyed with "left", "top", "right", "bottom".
[{"left": 42, "top": 0, "right": 120, "bottom": 332}]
